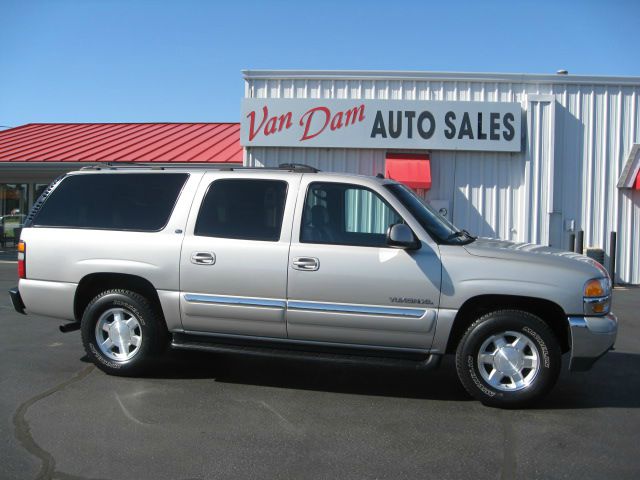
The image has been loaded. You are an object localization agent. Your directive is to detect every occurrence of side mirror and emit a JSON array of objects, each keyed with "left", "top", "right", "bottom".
[{"left": 386, "top": 223, "right": 420, "bottom": 250}]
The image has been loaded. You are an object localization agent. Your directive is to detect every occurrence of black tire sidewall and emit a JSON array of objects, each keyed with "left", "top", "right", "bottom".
[
  {"left": 81, "top": 290, "right": 161, "bottom": 375},
  {"left": 456, "top": 310, "right": 561, "bottom": 408}
]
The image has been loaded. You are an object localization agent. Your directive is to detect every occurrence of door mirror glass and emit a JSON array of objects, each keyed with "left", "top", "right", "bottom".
[{"left": 386, "top": 223, "right": 419, "bottom": 249}]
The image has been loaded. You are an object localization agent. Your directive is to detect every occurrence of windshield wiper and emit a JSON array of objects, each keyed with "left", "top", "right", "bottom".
[{"left": 447, "top": 229, "right": 477, "bottom": 242}]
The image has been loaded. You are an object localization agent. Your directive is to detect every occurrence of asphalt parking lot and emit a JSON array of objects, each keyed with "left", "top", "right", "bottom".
[{"left": 1, "top": 261, "right": 639, "bottom": 480}]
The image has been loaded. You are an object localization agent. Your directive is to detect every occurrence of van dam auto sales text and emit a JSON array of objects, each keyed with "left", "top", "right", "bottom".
[{"left": 247, "top": 104, "right": 516, "bottom": 142}]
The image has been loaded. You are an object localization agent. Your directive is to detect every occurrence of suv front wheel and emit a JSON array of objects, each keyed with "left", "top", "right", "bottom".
[
  {"left": 455, "top": 310, "right": 561, "bottom": 408},
  {"left": 81, "top": 289, "right": 166, "bottom": 376}
]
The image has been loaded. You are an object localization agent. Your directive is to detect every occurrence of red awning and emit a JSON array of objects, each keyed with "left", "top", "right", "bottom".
[
  {"left": 384, "top": 153, "right": 431, "bottom": 190},
  {"left": 635, "top": 169, "right": 640, "bottom": 190}
]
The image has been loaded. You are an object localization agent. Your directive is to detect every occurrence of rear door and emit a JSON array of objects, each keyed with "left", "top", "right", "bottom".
[
  {"left": 286, "top": 177, "right": 442, "bottom": 350},
  {"left": 179, "top": 172, "right": 300, "bottom": 338}
]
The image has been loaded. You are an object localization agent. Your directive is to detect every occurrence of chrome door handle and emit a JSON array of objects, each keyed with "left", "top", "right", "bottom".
[
  {"left": 191, "top": 252, "right": 215, "bottom": 265},
  {"left": 292, "top": 257, "right": 319, "bottom": 271}
]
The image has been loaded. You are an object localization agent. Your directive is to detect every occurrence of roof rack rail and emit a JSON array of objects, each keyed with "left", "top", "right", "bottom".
[
  {"left": 277, "top": 163, "right": 320, "bottom": 173},
  {"left": 80, "top": 162, "right": 235, "bottom": 171},
  {"left": 76, "top": 162, "right": 321, "bottom": 173}
]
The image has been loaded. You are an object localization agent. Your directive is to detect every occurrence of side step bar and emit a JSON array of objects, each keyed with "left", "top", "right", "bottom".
[{"left": 171, "top": 333, "right": 442, "bottom": 371}]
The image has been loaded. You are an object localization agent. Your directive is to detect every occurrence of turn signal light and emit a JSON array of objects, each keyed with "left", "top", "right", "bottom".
[
  {"left": 583, "top": 277, "right": 611, "bottom": 315},
  {"left": 584, "top": 278, "right": 605, "bottom": 297},
  {"left": 17, "top": 240, "right": 26, "bottom": 279}
]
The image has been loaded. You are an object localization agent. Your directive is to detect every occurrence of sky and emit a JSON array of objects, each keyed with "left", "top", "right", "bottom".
[{"left": 0, "top": 0, "right": 639, "bottom": 128}]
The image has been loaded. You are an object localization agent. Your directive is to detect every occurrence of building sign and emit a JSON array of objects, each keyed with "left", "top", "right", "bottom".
[{"left": 241, "top": 98, "right": 522, "bottom": 152}]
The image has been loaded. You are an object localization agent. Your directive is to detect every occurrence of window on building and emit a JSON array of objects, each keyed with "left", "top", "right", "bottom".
[
  {"left": 0, "top": 183, "right": 29, "bottom": 246},
  {"left": 301, "top": 182, "right": 402, "bottom": 247},
  {"left": 32, "top": 173, "right": 188, "bottom": 231},
  {"left": 195, "top": 179, "right": 288, "bottom": 241}
]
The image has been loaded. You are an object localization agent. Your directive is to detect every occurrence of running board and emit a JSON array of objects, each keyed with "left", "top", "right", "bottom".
[{"left": 171, "top": 333, "right": 442, "bottom": 371}]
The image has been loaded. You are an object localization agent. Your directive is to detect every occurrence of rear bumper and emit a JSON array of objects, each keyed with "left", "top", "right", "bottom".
[
  {"left": 17, "top": 279, "right": 77, "bottom": 320},
  {"left": 8, "top": 286, "right": 26, "bottom": 315},
  {"left": 568, "top": 313, "right": 617, "bottom": 371}
]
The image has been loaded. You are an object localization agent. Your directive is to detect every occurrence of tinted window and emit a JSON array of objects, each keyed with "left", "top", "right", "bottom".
[
  {"left": 195, "top": 179, "right": 288, "bottom": 241},
  {"left": 33, "top": 173, "right": 188, "bottom": 231},
  {"left": 301, "top": 182, "right": 402, "bottom": 247}
]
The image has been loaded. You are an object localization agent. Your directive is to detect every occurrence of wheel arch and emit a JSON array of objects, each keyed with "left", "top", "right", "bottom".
[
  {"left": 445, "top": 294, "right": 569, "bottom": 354},
  {"left": 74, "top": 272, "right": 164, "bottom": 322}
]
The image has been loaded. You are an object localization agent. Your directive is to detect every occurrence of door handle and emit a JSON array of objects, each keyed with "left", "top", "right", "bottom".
[
  {"left": 191, "top": 251, "right": 216, "bottom": 265},
  {"left": 292, "top": 257, "right": 319, "bottom": 271}
]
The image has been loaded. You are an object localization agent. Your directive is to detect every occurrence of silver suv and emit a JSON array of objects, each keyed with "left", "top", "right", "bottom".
[{"left": 8, "top": 164, "right": 617, "bottom": 408}]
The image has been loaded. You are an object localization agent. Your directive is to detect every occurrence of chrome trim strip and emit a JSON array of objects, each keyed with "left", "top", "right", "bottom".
[
  {"left": 583, "top": 296, "right": 610, "bottom": 304},
  {"left": 183, "top": 294, "right": 286, "bottom": 309},
  {"left": 287, "top": 300, "right": 425, "bottom": 318},
  {"left": 568, "top": 316, "right": 588, "bottom": 328},
  {"left": 183, "top": 294, "right": 426, "bottom": 318}
]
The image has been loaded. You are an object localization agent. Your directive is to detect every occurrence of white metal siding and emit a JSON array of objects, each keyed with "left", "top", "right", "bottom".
[{"left": 245, "top": 73, "right": 640, "bottom": 284}]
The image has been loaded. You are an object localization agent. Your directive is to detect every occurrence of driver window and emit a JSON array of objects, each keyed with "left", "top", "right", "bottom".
[{"left": 301, "top": 182, "right": 402, "bottom": 247}]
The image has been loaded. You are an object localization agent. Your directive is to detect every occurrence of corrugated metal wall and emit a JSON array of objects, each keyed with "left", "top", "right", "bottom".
[{"left": 245, "top": 73, "right": 640, "bottom": 284}]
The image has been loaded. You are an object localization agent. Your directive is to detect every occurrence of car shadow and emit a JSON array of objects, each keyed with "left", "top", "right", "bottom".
[
  {"left": 138, "top": 350, "right": 471, "bottom": 402},
  {"left": 81, "top": 349, "right": 640, "bottom": 408},
  {"left": 536, "top": 351, "right": 640, "bottom": 410}
]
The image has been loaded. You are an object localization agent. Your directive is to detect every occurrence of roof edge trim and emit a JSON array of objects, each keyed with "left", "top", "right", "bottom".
[{"left": 242, "top": 70, "right": 640, "bottom": 86}]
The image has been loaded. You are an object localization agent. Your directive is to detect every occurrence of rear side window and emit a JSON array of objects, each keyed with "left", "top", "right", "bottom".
[
  {"left": 32, "top": 173, "right": 188, "bottom": 231},
  {"left": 195, "top": 179, "right": 288, "bottom": 241}
]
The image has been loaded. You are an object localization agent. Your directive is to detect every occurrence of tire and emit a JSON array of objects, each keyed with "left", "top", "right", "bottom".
[
  {"left": 455, "top": 310, "right": 561, "bottom": 408},
  {"left": 81, "top": 289, "right": 167, "bottom": 376}
]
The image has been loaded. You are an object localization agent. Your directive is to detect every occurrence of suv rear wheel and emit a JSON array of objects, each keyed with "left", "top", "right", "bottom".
[
  {"left": 81, "top": 289, "right": 166, "bottom": 376},
  {"left": 455, "top": 310, "right": 561, "bottom": 408}
]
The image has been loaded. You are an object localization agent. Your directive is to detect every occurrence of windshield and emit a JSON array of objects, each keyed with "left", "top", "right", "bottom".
[{"left": 384, "top": 183, "right": 475, "bottom": 245}]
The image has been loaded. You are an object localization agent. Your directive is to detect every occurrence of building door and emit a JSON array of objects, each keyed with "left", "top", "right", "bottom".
[{"left": 286, "top": 179, "right": 441, "bottom": 351}]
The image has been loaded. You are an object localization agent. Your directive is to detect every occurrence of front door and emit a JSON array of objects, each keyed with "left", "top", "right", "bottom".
[
  {"left": 286, "top": 179, "right": 441, "bottom": 350},
  {"left": 180, "top": 173, "right": 298, "bottom": 338}
]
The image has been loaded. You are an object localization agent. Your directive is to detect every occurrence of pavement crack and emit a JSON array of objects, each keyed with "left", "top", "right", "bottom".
[{"left": 12, "top": 365, "right": 96, "bottom": 480}]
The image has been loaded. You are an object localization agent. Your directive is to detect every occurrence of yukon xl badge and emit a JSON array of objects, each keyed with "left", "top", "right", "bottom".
[{"left": 390, "top": 297, "right": 433, "bottom": 305}]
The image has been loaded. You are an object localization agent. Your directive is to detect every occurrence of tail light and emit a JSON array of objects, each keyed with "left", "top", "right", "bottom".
[{"left": 17, "top": 240, "right": 26, "bottom": 279}]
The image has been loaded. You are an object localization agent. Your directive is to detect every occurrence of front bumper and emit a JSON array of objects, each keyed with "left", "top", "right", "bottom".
[
  {"left": 568, "top": 313, "right": 617, "bottom": 371},
  {"left": 8, "top": 286, "right": 26, "bottom": 315}
]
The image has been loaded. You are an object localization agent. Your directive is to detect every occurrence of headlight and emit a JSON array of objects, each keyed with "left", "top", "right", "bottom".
[{"left": 583, "top": 277, "right": 611, "bottom": 315}]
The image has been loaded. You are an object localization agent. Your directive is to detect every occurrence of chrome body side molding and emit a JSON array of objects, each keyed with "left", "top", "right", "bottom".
[
  {"left": 183, "top": 293, "right": 427, "bottom": 318},
  {"left": 287, "top": 300, "right": 426, "bottom": 318},
  {"left": 183, "top": 294, "right": 286, "bottom": 309}
]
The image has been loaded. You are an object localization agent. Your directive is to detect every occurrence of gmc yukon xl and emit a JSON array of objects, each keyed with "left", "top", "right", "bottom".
[{"left": 8, "top": 164, "right": 617, "bottom": 408}]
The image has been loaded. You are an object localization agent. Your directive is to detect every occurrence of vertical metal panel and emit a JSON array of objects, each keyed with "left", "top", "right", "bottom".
[
  {"left": 245, "top": 73, "right": 640, "bottom": 284},
  {"left": 247, "top": 146, "right": 387, "bottom": 176}
]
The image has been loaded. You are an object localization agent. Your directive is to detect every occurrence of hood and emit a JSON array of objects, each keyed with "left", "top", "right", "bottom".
[{"left": 463, "top": 237, "right": 609, "bottom": 278}]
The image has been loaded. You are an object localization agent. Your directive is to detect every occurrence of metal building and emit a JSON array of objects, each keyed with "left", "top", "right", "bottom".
[{"left": 241, "top": 70, "right": 640, "bottom": 285}]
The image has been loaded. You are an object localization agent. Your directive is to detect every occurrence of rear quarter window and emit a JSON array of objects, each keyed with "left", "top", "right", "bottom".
[{"left": 32, "top": 173, "right": 188, "bottom": 231}]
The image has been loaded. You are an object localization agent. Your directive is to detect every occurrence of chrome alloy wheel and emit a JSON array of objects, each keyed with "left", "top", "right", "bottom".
[
  {"left": 478, "top": 330, "right": 540, "bottom": 392},
  {"left": 95, "top": 307, "right": 143, "bottom": 361}
]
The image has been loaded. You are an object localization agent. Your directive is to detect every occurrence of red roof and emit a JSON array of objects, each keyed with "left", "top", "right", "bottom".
[{"left": 0, "top": 123, "right": 242, "bottom": 163}]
